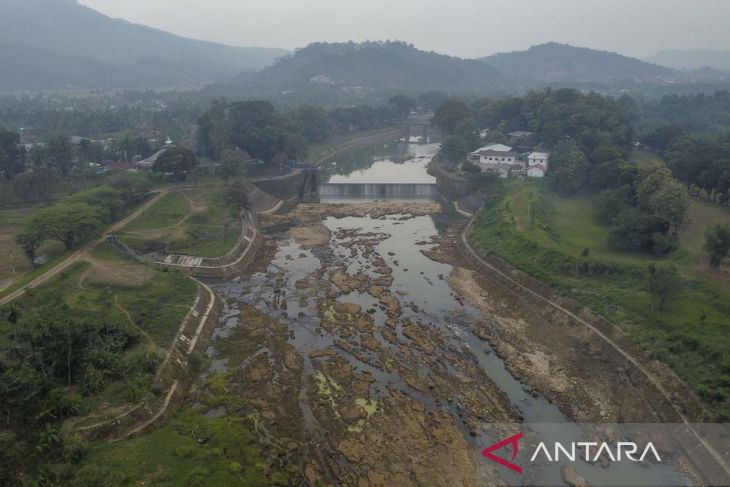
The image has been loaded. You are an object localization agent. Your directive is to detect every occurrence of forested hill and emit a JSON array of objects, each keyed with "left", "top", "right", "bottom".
[
  {"left": 0, "top": 0, "right": 288, "bottom": 91},
  {"left": 480, "top": 43, "right": 675, "bottom": 84},
  {"left": 232, "top": 41, "right": 506, "bottom": 97},
  {"left": 648, "top": 49, "right": 730, "bottom": 71}
]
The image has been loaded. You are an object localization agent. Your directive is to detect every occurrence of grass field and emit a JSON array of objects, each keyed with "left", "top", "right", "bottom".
[
  {"left": 76, "top": 376, "right": 294, "bottom": 486},
  {"left": 119, "top": 189, "right": 240, "bottom": 258},
  {"left": 0, "top": 208, "right": 66, "bottom": 288},
  {"left": 122, "top": 192, "right": 190, "bottom": 232},
  {"left": 471, "top": 179, "right": 730, "bottom": 418}
]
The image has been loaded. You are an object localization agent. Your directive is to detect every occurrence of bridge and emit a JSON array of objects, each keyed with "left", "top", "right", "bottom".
[{"left": 394, "top": 116, "right": 435, "bottom": 143}]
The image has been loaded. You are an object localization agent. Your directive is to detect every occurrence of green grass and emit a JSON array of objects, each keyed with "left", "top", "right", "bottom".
[
  {"left": 471, "top": 180, "right": 730, "bottom": 418},
  {"left": 123, "top": 192, "right": 190, "bottom": 232},
  {"left": 119, "top": 190, "right": 241, "bottom": 258},
  {"left": 166, "top": 192, "right": 240, "bottom": 258},
  {"left": 75, "top": 375, "right": 295, "bottom": 486},
  {"left": 114, "top": 270, "right": 197, "bottom": 347},
  {"left": 0, "top": 250, "right": 72, "bottom": 300}
]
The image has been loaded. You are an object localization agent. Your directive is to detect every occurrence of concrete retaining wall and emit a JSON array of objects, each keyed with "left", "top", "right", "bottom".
[
  {"left": 73, "top": 279, "right": 222, "bottom": 441},
  {"left": 153, "top": 211, "right": 263, "bottom": 279}
]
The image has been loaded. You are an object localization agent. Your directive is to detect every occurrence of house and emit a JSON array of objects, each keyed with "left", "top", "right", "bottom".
[
  {"left": 134, "top": 148, "right": 167, "bottom": 171},
  {"left": 527, "top": 151, "right": 550, "bottom": 178},
  {"left": 469, "top": 144, "right": 520, "bottom": 178}
]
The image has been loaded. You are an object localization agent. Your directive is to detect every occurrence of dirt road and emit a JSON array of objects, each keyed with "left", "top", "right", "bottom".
[{"left": 0, "top": 189, "right": 169, "bottom": 306}]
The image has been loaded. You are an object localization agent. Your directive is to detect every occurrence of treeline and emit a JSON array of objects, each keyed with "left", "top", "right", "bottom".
[
  {"left": 0, "top": 92, "right": 200, "bottom": 140},
  {"left": 434, "top": 88, "right": 636, "bottom": 191},
  {"left": 641, "top": 91, "right": 730, "bottom": 134},
  {"left": 641, "top": 123, "right": 730, "bottom": 207},
  {"left": 197, "top": 99, "right": 400, "bottom": 162},
  {"left": 436, "top": 88, "right": 690, "bottom": 255}
]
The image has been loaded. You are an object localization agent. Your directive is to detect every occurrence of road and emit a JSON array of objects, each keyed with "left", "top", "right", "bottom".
[{"left": 0, "top": 189, "right": 169, "bottom": 306}]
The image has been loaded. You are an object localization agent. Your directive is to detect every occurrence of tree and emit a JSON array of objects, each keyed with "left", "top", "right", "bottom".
[
  {"left": 418, "top": 91, "right": 448, "bottom": 112},
  {"left": 64, "top": 186, "right": 123, "bottom": 223},
  {"left": 25, "top": 203, "right": 105, "bottom": 250},
  {"left": 433, "top": 99, "right": 472, "bottom": 135},
  {"left": 11, "top": 169, "right": 52, "bottom": 205},
  {"left": 704, "top": 223, "right": 730, "bottom": 267},
  {"left": 15, "top": 229, "right": 44, "bottom": 267},
  {"left": 439, "top": 136, "right": 467, "bottom": 166},
  {"left": 0, "top": 127, "right": 24, "bottom": 179},
  {"left": 47, "top": 135, "right": 74, "bottom": 177},
  {"left": 636, "top": 162, "right": 689, "bottom": 235},
  {"left": 225, "top": 181, "right": 251, "bottom": 212},
  {"left": 646, "top": 263, "right": 683, "bottom": 311},
  {"left": 154, "top": 147, "right": 199, "bottom": 181},
  {"left": 105, "top": 172, "right": 152, "bottom": 207},
  {"left": 549, "top": 141, "right": 589, "bottom": 194},
  {"left": 388, "top": 95, "right": 416, "bottom": 120},
  {"left": 296, "top": 105, "right": 330, "bottom": 142},
  {"left": 217, "top": 149, "right": 250, "bottom": 183}
]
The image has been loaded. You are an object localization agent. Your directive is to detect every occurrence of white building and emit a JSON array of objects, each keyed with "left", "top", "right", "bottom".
[
  {"left": 527, "top": 151, "right": 550, "bottom": 178},
  {"left": 469, "top": 144, "right": 521, "bottom": 178}
]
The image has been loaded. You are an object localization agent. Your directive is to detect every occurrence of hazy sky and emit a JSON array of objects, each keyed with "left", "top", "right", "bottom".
[{"left": 78, "top": 0, "right": 730, "bottom": 59}]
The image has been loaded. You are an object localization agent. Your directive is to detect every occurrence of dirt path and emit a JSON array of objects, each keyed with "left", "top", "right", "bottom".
[{"left": 0, "top": 189, "right": 169, "bottom": 306}]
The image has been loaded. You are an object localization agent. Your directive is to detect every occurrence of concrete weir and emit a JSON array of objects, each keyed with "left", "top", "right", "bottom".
[{"left": 318, "top": 182, "right": 437, "bottom": 198}]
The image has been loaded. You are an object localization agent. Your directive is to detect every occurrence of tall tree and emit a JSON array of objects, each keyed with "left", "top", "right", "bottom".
[
  {"left": 433, "top": 99, "right": 472, "bottom": 135},
  {"left": 47, "top": 135, "right": 74, "bottom": 177},
  {"left": 154, "top": 147, "right": 199, "bottom": 181},
  {"left": 0, "top": 127, "right": 24, "bottom": 179},
  {"left": 704, "top": 223, "right": 730, "bottom": 267}
]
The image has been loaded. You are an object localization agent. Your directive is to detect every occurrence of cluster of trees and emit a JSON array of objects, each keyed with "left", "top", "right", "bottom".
[
  {"left": 431, "top": 89, "right": 637, "bottom": 192},
  {"left": 642, "top": 91, "right": 730, "bottom": 134},
  {"left": 0, "top": 290, "right": 155, "bottom": 484},
  {"left": 432, "top": 99, "right": 481, "bottom": 165},
  {"left": 197, "top": 100, "right": 307, "bottom": 163},
  {"left": 0, "top": 125, "right": 159, "bottom": 207},
  {"left": 0, "top": 91, "right": 198, "bottom": 142},
  {"left": 642, "top": 126, "right": 730, "bottom": 206},
  {"left": 15, "top": 182, "right": 144, "bottom": 264},
  {"left": 476, "top": 88, "right": 636, "bottom": 192},
  {"left": 197, "top": 99, "right": 401, "bottom": 163},
  {"left": 596, "top": 162, "right": 689, "bottom": 254}
]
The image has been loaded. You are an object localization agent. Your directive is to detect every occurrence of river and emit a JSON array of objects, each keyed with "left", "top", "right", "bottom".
[{"left": 202, "top": 141, "right": 693, "bottom": 485}]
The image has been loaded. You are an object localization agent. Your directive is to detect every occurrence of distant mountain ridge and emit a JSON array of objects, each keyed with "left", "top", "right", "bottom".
[
  {"left": 0, "top": 0, "right": 288, "bottom": 91},
  {"left": 480, "top": 42, "right": 675, "bottom": 83},
  {"left": 232, "top": 41, "right": 505, "bottom": 96},
  {"left": 647, "top": 49, "right": 730, "bottom": 71}
]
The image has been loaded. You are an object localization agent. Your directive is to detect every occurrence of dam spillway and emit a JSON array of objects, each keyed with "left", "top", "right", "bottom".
[
  {"left": 318, "top": 182, "right": 437, "bottom": 198},
  {"left": 319, "top": 142, "right": 439, "bottom": 201}
]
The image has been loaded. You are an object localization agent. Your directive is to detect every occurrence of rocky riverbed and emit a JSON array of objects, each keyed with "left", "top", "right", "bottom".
[{"left": 198, "top": 200, "right": 698, "bottom": 486}]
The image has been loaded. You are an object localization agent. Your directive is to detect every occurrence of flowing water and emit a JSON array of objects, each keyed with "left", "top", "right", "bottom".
[{"left": 207, "top": 142, "right": 690, "bottom": 486}]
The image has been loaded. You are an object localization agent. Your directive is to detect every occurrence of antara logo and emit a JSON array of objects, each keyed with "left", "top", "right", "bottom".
[
  {"left": 482, "top": 432, "right": 524, "bottom": 474},
  {"left": 482, "top": 431, "right": 662, "bottom": 474}
]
